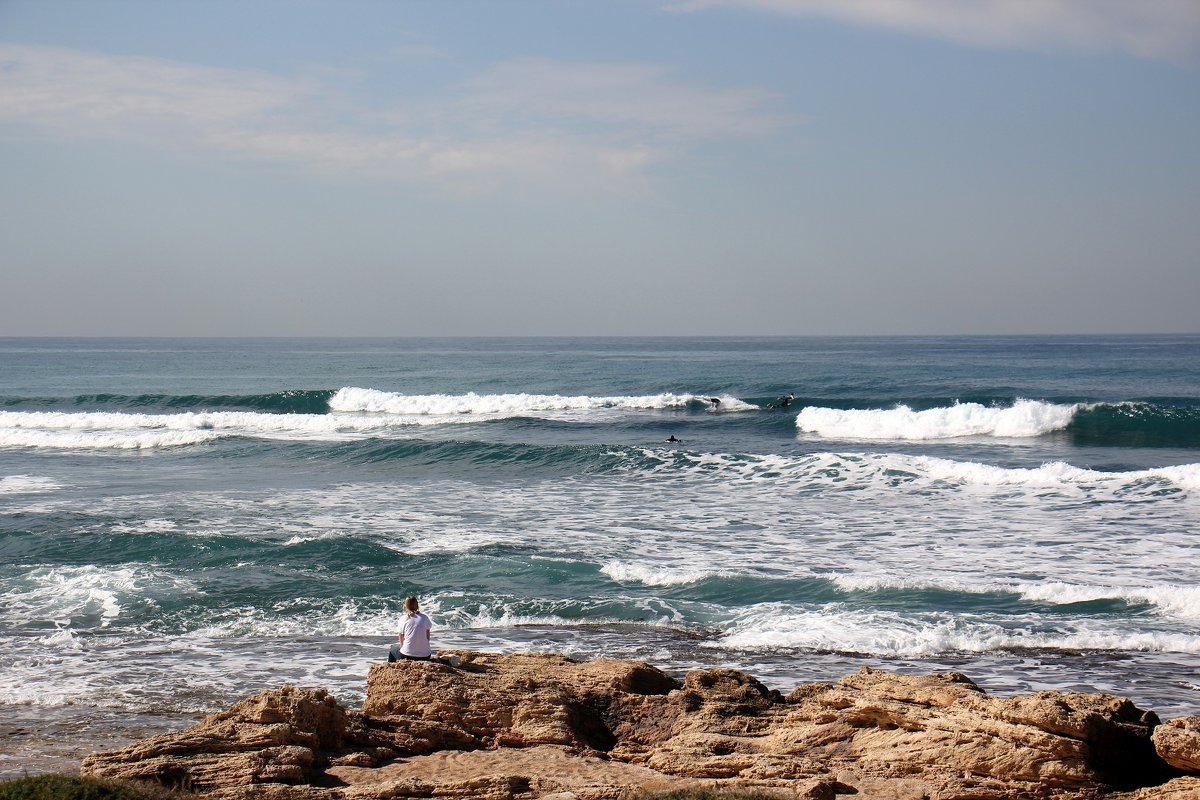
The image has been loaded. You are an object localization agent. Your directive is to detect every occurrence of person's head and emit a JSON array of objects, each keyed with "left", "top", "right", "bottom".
[{"left": 404, "top": 595, "right": 419, "bottom": 616}]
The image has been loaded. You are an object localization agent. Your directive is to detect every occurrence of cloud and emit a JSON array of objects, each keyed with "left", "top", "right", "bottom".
[
  {"left": 0, "top": 43, "right": 786, "bottom": 188},
  {"left": 0, "top": 44, "right": 308, "bottom": 132},
  {"left": 670, "top": 0, "right": 1200, "bottom": 66},
  {"left": 459, "top": 59, "right": 784, "bottom": 140}
]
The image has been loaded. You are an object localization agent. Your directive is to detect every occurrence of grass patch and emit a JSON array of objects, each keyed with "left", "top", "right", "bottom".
[{"left": 0, "top": 775, "right": 194, "bottom": 800}]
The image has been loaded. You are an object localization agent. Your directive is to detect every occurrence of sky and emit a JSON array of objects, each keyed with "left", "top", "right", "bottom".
[{"left": 1, "top": 0, "right": 1197, "bottom": 336}]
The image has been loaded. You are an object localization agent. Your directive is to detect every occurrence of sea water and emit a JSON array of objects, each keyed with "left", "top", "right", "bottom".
[{"left": 1, "top": 336, "right": 1198, "bottom": 774}]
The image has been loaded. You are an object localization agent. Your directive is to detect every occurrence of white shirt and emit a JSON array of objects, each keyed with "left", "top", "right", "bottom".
[{"left": 399, "top": 612, "right": 432, "bottom": 657}]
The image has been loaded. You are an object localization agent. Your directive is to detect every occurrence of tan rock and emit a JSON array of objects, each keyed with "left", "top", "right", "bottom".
[
  {"left": 1108, "top": 775, "right": 1200, "bottom": 799},
  {"left": 329, "top": 744, "right": 699, "bottom": 800},
  {"left": 362, "top": 651, "right": 680, "bottom": 755},
  {"left": 1154, "top": 717, "right": 1200, "bottom": 773},
  {"left": 81, "top": 653, "right": 1183, "bottom": 800},
  {"left": 81, "top": 686, "right": 332, "bottom": 789}
]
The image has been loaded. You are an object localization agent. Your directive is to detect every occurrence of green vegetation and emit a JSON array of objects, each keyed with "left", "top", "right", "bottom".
[{"left": 0, "top": 775, "right": 193, "bottom": 800}]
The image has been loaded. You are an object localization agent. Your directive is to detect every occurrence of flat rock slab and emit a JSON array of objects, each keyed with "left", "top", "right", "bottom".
[{"left": 328, "top": 744, "right": 695, "bottom": 797}]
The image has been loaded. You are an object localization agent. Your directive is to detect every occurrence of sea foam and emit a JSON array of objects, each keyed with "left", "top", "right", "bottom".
[
  {"left": 716, "top": 603, "right": 1200, "bottom": 656},
  {"left": 0, "top": 475, "right": 63, "bottom": 494},
  {"left": 1014, "top": 582, "right": 1200, "bottom": 621},
  {"left": 329, "top": 387, "right": 755, "bottom": 414},
  {"left": 4, "top": 565, "right": 199, "bottom": 630},
  {"left": 637, "top": 448, "right": 1200, "bottom": 497},
  {"left": 0, "top": 389, "right": 757, "bottom": 450},
  {"left": 601, "top": 560, "right": 728, "bottom": 586},
  {"left": 796, "top": 399, "right": 1079, "bottom": 440},
  {"left": 0, "top": 408, "right": 472, "bottom": 450},
  {"left": 825, "top": 572, "right": 1200, "bottom": 622}
]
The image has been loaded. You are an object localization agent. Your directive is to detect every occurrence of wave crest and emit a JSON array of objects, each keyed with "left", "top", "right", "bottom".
[
  {"left": 601, "top": 561, "right": 727, "bottom": 586},
  {"left": 329, "top": 387, "right": 755, "bottom": 415},
  {"left": 796, "top": 399, "right": 1078, "bottom": 440},
  {"left": 716, "top": 603, "right": 1200, "bottom": 656},
  {"left": 4, "top": 565, "right": 199, "bottom": 630}
]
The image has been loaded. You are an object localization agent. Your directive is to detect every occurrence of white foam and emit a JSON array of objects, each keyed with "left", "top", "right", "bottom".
[
  {"left": 637, "top": 448, "right": 1200, "bottom": 498},
  {"left": 179, "top": 597, "right": 641, "bottom": 640},
  {"left": 914, "top": 456, "right": 1200, "bottom": 494},
  {"left": 1015, "top": 582, "right": 1200, "bottom": 621},
  {"left": 282, "top": 533, "right": 330, "bottom": 546},
  {"left": 38, "top": 628, "right": 85, "bottom": 650},
  {"left": 827, "top": 573, "right": 969, "bottom": 593},
  {"left": 111, "top": 519, "right": 178, "bottom": 534},
  {"left": 716, "top": 604, "right": 1200, "bottom": 656},
  {"left": 0, "top": 411, "right": 228, "bottom": 449},
  {"left": 1156, "top": 463, "right": 1200, "bottom": 492},
  {"left": 825, "top": 570, "right": 1200, "bottom": 622},
  {"left": 0, "top": 390, "right": 756, "bottom": 450},
  {"left": 796, "top": 399, "right": 1079, "bottom": 440},
  {"left": 329, "top": 387, "right": 756, "bottom": 415},
  {"left": 453, "top": 606, "right": 594, "bottom": 628},
  {"left": 704, "top": 395, "right": 757, "bottom": 412},
  {"left": 635, "top": 449, "right": 807, "bottom": 480},
  {"left": 0, "top": 408, "right": 444, "bottom": 450},
  {"left": 3, "top": 565, "right": 199, "bottom": 629},
  {"left": 601, "top": 560, "right": 728, "bottom": 586},
  {"left": 188, "top": 602, "right": 396, "bottom": 638},
  {"left": 0, "top": 475, "right": 63, "bottom": 494}
]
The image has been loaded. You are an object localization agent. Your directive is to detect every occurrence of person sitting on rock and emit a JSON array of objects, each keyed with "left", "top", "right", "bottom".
[{"left": 388, "top": 595, "right": 433, "bottom": 662}]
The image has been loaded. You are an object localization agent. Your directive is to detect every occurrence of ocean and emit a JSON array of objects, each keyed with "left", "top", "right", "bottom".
[{"left": 1, "top": 335, "right": 1198, "bottom": 775}]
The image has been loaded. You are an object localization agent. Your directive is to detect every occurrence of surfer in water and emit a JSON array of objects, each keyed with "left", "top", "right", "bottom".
[
  {"left": 768, "top": 393, "right": 795, "bottom": 409},
  {"left": 708, "top": 397, "right": 721, "bottom": 409},
  {"left": 666, "top": 435, "right": 681, "bottom": 443}
]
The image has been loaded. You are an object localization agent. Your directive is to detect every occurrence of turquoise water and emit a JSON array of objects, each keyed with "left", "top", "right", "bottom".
[{"left": 1, "top": 336, "right": 1198, "bottom": 772}]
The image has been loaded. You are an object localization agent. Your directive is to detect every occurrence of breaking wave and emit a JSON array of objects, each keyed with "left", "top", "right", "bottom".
[
  {"left": 601, "top": 561, "right": 730, "bottom": 587},
  {"left": 0, "top": 389, "right": 757, "bottom": 450},
  {"left": 5, "top": 393, "right": 1195, "bottom": 451},
  {"left": 796, "top": 399, "right": 1200, "bottom": 446},
  {"left": 823, "top": 573, "right": 1200, "bottom": 622},
  {"left": 1, "top": 390, "right": 337, "bottom": 415},
  {"left": 629, "top": 449, "right": 1200, "bottom": 496},
  {"left": 328, "top": 387, "right": 756, "bottom": 414},
  {"left": 716, "top": 604, "right": 1200, "bottom": 656},
  {"left": 1, "top": 565, "right": 200, "bottom": 630},
  {"left": 796, "top": 399, "right": 1078, "bottom": 440}
]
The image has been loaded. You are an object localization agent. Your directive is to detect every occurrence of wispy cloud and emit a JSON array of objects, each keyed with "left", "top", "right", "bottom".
[
  {"left": 0, "top": 43, "right": 787, "bottom": 188},
  {"left": 459, "top": 59, "right": 783, "bottom": 140},
  {"left": 0, "top": 44, "right": 308, "bottom": 131},
  {"left": 670, "top": 0, "right": 1200, "bottom": 66}
]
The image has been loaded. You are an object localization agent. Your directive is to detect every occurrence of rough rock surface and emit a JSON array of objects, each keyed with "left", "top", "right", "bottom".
[
  {"left": 81, "top": 652, "right": 1195, "bottom": 800},
  {"left": 1154, "top": 717, "right": 1200, "bottom": 774},
  {"left": 80, "top": 686, "right": 364, "bottom": 791}
]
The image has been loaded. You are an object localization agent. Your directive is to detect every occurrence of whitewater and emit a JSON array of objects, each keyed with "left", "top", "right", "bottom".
[{"left": 1, "top": 335, "right": 1198, "bottom": 775}]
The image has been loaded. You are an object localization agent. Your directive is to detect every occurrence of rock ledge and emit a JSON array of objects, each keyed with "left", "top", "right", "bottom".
[{"left": 81, "top": 651, "right": 1200, "bottom": 800}]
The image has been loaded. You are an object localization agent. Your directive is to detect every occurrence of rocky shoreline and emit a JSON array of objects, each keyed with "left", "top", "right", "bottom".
[{"left": 79, "top": 651, "right": 1200, "bottom": 799}]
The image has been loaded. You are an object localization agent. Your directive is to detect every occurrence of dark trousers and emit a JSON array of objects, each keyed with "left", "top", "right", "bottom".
[{"left": 388, "top": 643, "right": 431, "bottom": 662}]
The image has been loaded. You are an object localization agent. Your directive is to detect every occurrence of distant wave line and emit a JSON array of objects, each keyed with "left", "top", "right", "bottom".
[{"left": 327, "top": 387, "right": 756, "bottom": 414}]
